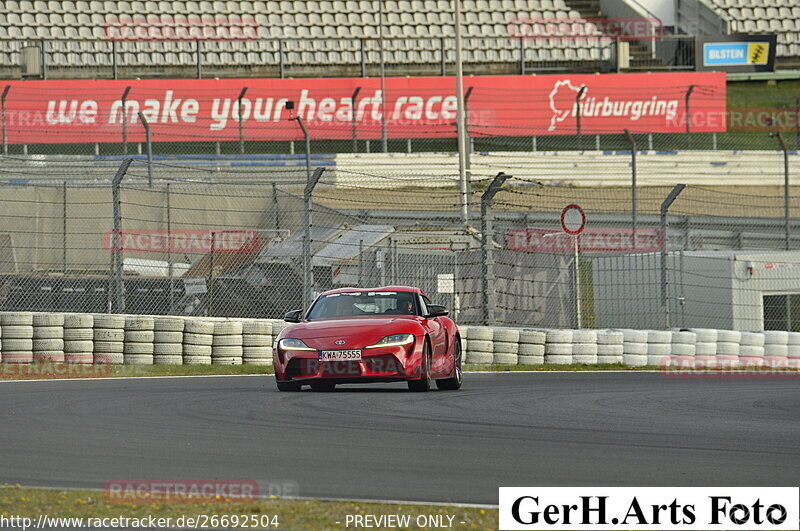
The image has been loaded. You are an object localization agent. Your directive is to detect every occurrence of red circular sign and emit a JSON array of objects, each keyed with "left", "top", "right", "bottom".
[{"left": 561, "top": 204, "right": 586, "bottom": 235}]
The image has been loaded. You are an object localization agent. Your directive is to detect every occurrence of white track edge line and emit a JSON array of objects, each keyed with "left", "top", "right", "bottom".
[{"left": 0, "top": 370, "right": 670, "bottom": 383}]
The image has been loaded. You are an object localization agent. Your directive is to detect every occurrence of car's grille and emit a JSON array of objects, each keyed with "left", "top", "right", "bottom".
[
  {"left": 363, "top": 355, "right": 402, "bottom": 374},
  {"left": 321, "top": 361, "right": 362, "bottom": 378}
]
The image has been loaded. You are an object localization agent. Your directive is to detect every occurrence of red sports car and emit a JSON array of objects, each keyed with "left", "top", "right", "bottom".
[{"left": 273, "top": 286, "right": 462, "bottom": 392}]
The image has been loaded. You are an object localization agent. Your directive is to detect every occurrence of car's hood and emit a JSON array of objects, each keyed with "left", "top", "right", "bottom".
[{"left": 280, "top": 316, "right": 423, "bottom": 349}]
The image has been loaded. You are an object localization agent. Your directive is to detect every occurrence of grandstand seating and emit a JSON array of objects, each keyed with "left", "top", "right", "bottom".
[
  {"left": 0, "top": 0, "right": 613, "bottom": 72},
  {"left": 707, "top": 0, "right": 800, "bottom": 58},
  {"left": 0, "top": 0, "right": 797, "bottom": 74}
]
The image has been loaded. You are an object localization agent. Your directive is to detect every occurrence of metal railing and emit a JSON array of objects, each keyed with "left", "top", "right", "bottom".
[{"left": 1, "top": 37, "right": 641, "bottom": 80}]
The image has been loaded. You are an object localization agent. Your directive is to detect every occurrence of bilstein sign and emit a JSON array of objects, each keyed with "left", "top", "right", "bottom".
[{"left": 507, "top": 228, "right": 662, "bottom": 253}]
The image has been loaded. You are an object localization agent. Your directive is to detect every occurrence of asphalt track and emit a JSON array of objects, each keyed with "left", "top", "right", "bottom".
[{"left": 1, "top": 372, "right": 799, "bottom": 505}]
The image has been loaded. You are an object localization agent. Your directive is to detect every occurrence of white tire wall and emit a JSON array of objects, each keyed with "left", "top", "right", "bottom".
[
  {"left": 63, "top": 313, "right": 93, "bottom": 364},
  {"left": 789, "top": 332, "right": 800, "bottom": 359},
  {"left": 519, "top": 329, "right": 546, "bottom": 345},
  {"left": 621, "top": 329, "right": 647, "bottom": 343},
  {"left": 467, "top": 326, "right": 493, "bottom": 341},
  {"left": 92, "top": 314, "right": 124, "bottom": 365},
  {"left": 1, "top": 312, "right": 33, "bottom": 326},
  {"left": 518, "top": 343, "right": 545, "bottom": 357},
  {"left": 493, "top": 342, "right": 519, "bottom": 355},
  {"left": 545, "top": 329, "right": 573, "bottom": 363},
  {"left": 123, "top": 315, "right": 153, "bottom": 365},
  {"left": 153, "top": 317, "right": 184, "bottom": 365},
  {"left": 466, "top": 351, "right": 493, "bottom": 364},
  {"left": 492, "top": 353, "right": 518, "bottom": 365},
  {"left": 517, "top": 332, "right": 544, "bottom": 364},
  {"left": 212, "top": 321, "right": 243, "bottom": 365},
  {"left": 184, "top": 320, "right": 214, "bottom": 335},
  {"left": 689, "top": 328, "right": 718, "bottom": 343},
  {"left": 183, "top": 320, "right": 213, "bottom": 364}
]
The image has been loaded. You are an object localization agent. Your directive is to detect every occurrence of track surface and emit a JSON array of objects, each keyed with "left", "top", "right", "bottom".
[{"left": 1, "top": 373, "right": 799, "bottom": 505}]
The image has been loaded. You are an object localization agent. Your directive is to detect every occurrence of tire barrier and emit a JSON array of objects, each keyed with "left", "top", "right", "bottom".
[
  {"left": 183, "top": 319, "right": 213, "bottom": 365},
  {"left": 763, "top": 330, "right": 789, "bottom": 368},
  {"left": 518, "top": 329, "right": 546, "bottom": 365},
  {"left": 93, "top": 314, "right": 125, "bottom": 365},
  {"left": 571, "top": 329, "right": 598, "bottom": 365},
  {"left": 545, "top": 329, "right": 573, "bottom": 365},
  {"left": 124, "top": 315, "right": 154, "bottom": 365},
  {"left": 63, "top": 313, "right": 93, "bottom": 365},
  {"left": 596, "top": 329, "right": 623, "bottom": 364},
  {"left": 32, "top": 312, "right": 65, "bottom": 363},
  {"left": 1, "top": 311, "right": 32, "bottom": 363},
  {"left": 212, "top": 320, "right": 243, "bottom": 365},
  {"left": 242, "top": 320, "right": 273, "bottom": 366},
  {"left": 153, "top": 316, "right": 185, "bottom": 365},
  {"left": 0, "top": 311, "right": 798, "bottom": 370},
  {"left": 464, "top": 326, "right": 493, "bottom": 364},
  {"left": 739, "top": 332, "right": 765, "bottom": 367},
  {"left": 646, "top": 330, "right": 671, "bottom": 367},
  {"left": 788, "top": 332, "right": 800, "bottom": 362},
  {"left": 690, "top": 328, "right": 718, "bottom": 368},
  {"left": 670, "top": 330, "right": 697, "bottom": 368},
  {"left": 621, "top": 329, "right": 647, "bottom": 367},
  {"left": 491, "top": 327, "right": 519, "bottom": 365}
]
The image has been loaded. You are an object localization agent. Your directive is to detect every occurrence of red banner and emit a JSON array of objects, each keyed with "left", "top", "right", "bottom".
[
  {"left": 508, "top": 228, "right": 662, "bottom": 253},
  {"left": 0, "top": 73, "right": 725, "bottom": 143},
  {"left": 103, "top": 229, "right": 259, "bottom": 254}
]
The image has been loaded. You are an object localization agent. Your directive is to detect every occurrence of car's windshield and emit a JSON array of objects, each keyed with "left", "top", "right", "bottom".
[{"left": 306, "top": 291, "right": 417, "bottom": 319}]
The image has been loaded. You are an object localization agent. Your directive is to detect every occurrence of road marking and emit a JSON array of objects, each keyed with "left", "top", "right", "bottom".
[
  {"left": 0, "top": 370, "right": 674, "bottom": 385},
  {"left": 0, "top": 370, "right": 669, "bottom": 384}
]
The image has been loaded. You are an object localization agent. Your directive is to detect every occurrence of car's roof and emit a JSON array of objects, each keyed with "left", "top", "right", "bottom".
[{"left": 319, "top": 286, "right": 424, "bottom": 297}]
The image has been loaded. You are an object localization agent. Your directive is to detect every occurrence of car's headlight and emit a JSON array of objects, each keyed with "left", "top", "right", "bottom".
[
  {"left": 278, "top": 338, "right": 315, "bottom": 351},
  {"left": 365, "top": 333, "right": 415, "bottom": 349}
]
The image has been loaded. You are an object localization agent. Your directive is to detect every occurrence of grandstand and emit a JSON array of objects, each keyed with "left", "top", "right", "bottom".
[
  {"left": 0, "top": 0, "right": 619, "bottom": 77},
  {"left": 0, "top": 0, "right": 796, "bottom": 78},
  {"left": 0, "top": 0, "right": 793, "bottom": 77},
  {"left": 704, "top": 0, "right": 800, "bottom": 64}
]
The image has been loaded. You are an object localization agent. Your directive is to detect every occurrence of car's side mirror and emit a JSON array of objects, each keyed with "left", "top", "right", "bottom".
[
  {"left": 425, "top": 304, "right": 449, "bottom": 318},
  {"left": 284, "top": 309, "right": 303, "bottom": 323}
]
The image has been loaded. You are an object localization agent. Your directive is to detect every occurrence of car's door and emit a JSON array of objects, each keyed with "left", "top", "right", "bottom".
[{"left": 419, "top": 294, "right": 449, "bottom": 377}]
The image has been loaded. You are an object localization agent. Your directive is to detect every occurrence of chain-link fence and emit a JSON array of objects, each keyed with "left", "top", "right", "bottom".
[{"left": 0, "top": 146, "right": 798, "bottom": 332}]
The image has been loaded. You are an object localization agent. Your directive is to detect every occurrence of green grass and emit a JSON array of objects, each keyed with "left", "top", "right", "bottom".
[
  {"left": 0, "top": 486, "right": 496, "bottom": 530},
  {"left": 727, "top": 79, "right": 800, "bottom": 109}
]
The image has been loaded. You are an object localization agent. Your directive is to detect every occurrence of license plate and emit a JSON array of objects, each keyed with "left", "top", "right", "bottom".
[{"left": 318, "top": 349, "right": 362, "bottom": 361}]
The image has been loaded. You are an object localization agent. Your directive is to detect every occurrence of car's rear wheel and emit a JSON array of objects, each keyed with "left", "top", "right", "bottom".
[
  {"left": 408, "top": 339, "right": 431, "bottom": 392},
  {"left": 276, "top": 380, "right": 301, "bottom": 392},
  {"left": 310, "top": 381, "right": 336, "bottom": 392},
  {"left": 436, "top": 336, "right": 462, "bottom": 391}
]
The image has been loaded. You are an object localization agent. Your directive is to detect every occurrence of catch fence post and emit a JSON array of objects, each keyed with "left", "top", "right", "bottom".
[
  {"left": 660, "top": 184, "right": 686, "bottom": 328},
  {"left": 481, "top": 172, "right": 511, "bottom": 325},
  {"left": 110, "top": 158, "right": 133, "bottom": 313}
]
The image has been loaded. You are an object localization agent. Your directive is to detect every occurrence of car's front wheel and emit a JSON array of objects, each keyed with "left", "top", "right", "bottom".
[
  {"left": 408, "top": 339, "right": 431, "bottom": 392},
  {"left": 276, "top": 380, "right": 301, "bottom": 392},
  {"left": 436, "top": 336, "right": 462, "bottom": 391}
]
